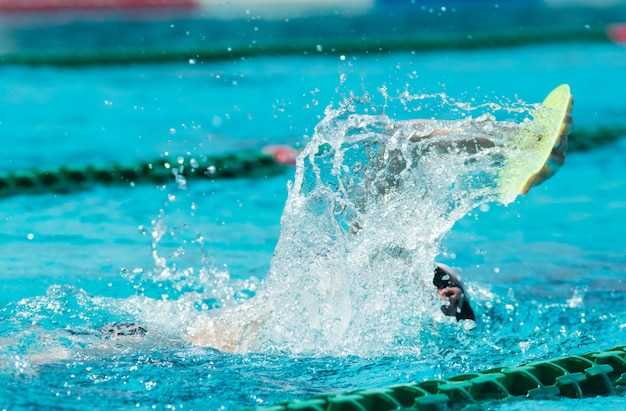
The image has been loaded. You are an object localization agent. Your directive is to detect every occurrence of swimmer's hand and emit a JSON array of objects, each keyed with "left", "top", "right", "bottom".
[{"left": 522, "top": 110, "right": 572, "bottom": 194}]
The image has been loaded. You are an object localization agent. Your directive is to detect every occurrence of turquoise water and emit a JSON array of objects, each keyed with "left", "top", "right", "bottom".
[{"left": 1, "top": 42, "right": 626, "bottom": 410}]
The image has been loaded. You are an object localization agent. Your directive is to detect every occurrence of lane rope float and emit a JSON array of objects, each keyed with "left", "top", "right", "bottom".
[
  {"left": 0, "top": 150, "right": 289, "bottom": 199},
  {"left": 0, "top": 26, "right": 613, "bottom": 67},
  {"left": 253, "top": 346, "right": 626, "bottom": 411},
  {"left": 0, "top": 124, "right": 624, "bottom": 199},
  {"left": 567, "top": 124, "right": 626, "bottom": 151}
]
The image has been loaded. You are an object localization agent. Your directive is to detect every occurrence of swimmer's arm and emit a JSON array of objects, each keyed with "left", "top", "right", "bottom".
[
  {"left": 406, "top": 117, "right": 570, "bottom": 190},
  {"left": 405, "top": 119, "right": 496, "bottom": 153}
]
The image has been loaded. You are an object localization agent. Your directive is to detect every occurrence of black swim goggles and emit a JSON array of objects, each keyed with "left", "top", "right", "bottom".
[{"left": 433, "top": 265, "right": 476, "bottom": 321}]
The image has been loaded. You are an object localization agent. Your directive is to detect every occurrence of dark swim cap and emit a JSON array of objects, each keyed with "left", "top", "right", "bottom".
[{"left": 433, "top": 263, "right": 476, "bottom": 321}]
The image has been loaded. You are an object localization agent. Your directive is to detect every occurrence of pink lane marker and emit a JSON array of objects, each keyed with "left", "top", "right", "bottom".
[{"left": 262, "top": 145, "right": 300, "bottom": 166}]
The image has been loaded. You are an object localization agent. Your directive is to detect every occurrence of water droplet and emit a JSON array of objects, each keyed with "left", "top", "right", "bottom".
[
  {"left": 212, "top": 115, "right": 222, "bottom": 127},
  {"left": 175, "top": 168, "right": 187, "bottom": 190}
]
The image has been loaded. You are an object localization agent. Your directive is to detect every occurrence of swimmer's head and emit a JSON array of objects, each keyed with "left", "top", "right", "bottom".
[{"left": 433, "top": 263, "right": 475, "bottom": 321}]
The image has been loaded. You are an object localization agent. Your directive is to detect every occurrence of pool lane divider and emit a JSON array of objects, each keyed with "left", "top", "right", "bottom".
[
  {"left": 0, "top": 26, "right": 613, "bottom": 67},
  {"left": 0, "top": 149, "right": 291, "bottom": 199},
  {"left": 0, "top": 123, "right": 623, "bottom": 199},
  {"left": 567, "top": 123, "right": 626, "bottom": 151},
  {"left": 253, "top": 346, "right": 626, "bottom": 411}
]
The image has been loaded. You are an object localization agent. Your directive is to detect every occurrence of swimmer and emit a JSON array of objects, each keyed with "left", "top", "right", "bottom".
[
  {"left": 153, "top": 90, "right": 577, "bottom": 351},
  {"left": 261, "top": 109, "right": 572, "bottom": 326},
  {"left": 101, "top": 121, "right": 568, "bottom": 349}
]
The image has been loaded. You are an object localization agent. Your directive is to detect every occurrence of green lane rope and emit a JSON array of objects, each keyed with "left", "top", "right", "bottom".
[
  {"left": 568, "top": 124, "right": 626, "bottom": 152},
  {"left": 0, "top": 26, "right": 611, "bottom": 67},
  {"left": 0, "top": 150, "right": 287, "bottom": 198},
  {"left": 254, "top": 346, "right": 626, "bottom": 411},
  {"left": 0, "top": 124, "right": 623, "bottom": 199}
]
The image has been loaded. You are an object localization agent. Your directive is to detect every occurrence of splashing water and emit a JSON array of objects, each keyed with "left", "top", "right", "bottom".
[
  {"left": 0, "top": 87, "right": 539, "bottom": 367},
  {"left": 188, "top": 89, "right": 535, "bottom": 356}
]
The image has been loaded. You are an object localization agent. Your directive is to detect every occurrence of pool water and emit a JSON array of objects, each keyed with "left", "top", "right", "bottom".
[{"left": 1, "top": 41, "right": 626, "bottom": 410}]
